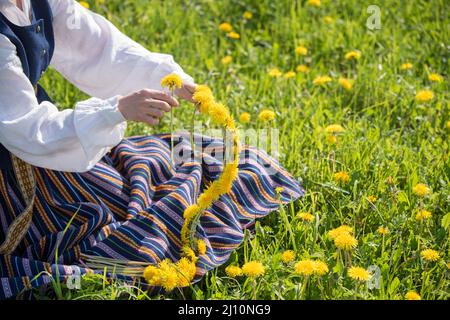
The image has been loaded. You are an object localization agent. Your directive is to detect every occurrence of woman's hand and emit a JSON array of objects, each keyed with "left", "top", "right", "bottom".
[
  {"left": 175, "top": 83, "right": 196, "bottom": 103},
  {"left": 117, "top": 89, "right": 179, "bottom": 125}
]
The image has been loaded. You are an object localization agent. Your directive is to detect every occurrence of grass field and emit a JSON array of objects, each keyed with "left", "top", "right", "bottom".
[{"left": 40, "top": 0, "right": 449, "bottom": 300}]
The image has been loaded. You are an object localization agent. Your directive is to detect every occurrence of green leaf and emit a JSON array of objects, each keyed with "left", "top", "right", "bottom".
[{"left": 441, "top": 213, "right": 450, "bottom": 231}]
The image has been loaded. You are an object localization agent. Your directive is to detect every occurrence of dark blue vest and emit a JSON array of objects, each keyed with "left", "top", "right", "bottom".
[{"left": 0, "top": 0, "right": 54, "bottom": 170}]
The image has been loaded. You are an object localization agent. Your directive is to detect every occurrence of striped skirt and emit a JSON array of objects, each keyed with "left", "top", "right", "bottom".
[{"left": 0, "top": 134, "right": 303, "bottom": 299}]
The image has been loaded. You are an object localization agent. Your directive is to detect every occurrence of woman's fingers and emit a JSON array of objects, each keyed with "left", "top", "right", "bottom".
[
  {"left": 145, "top": 98, "right": 171, "bottom": 112},
  {"left": 140, "top": 89, "right": 179, "bottom": 107}
]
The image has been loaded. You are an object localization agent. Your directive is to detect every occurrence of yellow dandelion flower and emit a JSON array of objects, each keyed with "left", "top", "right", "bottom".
[
  {"left": 428, "top": 73, "right": 443, "bottom": 82},
  {"left": 242, "top": 261, "right": 265, "bottom": 278},
  {"left": 412, "top": 183, "right": 430, "bottom": 197},
  {"left": 328, "top": 225, "right": 353, "bottom": 239},
  {"left": 258, "top": 110, "right": 276, "bottom": 122},
  {"left": 227, "top": 31, "right": 240, "bottom": 39},
  {"left": 338, "top": 77, "right": 353, "bottom": 90},
  {"left": 221, "top": 55, "right": 232, "bottom": 65},
  {"left": 243, "top": 11, "right": 253, "bottom": 20},
  {"left": 79, "top": 1, "right": 90, "bottom": 9},
  {"left": 294, "top": 259, "right": 316, "bottom": 276},
  {"left": 377, "top": 226, "right": 389, "bottom": 235},
  {"left": 219, "top": 22, "right": 233, "bottom": 32},
  {"left": 313, "top": 261, "right": 329, "bottom": 276},
  {"left": 268, "top": 68, "right": 283, "bottom": 78},
  {"left": 323, "top": 16, "right": 333, "bottom": 24},
  {"left": 297, "top": 212, "right": 315, "bottom": 222},
  {"left": 284, "top": 71, "right": 297, "bottom": 79},
  {"left": 415, "top": 209, "right": 432, "bottom": 221},
  {"left": 421, "top": 249, "right": 440, "bottom": 262},
  {"left": 367, "top": 195, "right": 377, "bottom": 203},
  {"left": 345, "top": 51, "right": 361, "bottom": 61},
  {"left": 405, "top": 291, "right": 421, "bottom": 300},
  {"left": 281, "top": 250, "right": 296, "bottom": 264},
  {"left": 295, "top": 46, "right": 308, "bottom": 56},
  {"left": 415, "top": 90, "right": 434, "bottom": 102},
  {"left": 400, "top": 62, "right": 413, "bottom": 70},
  {"left": 225, "top": 265, "right": 242, "bottom": 278},
  {"left": 348, "top": 266, "right": 371, "bottom": 281},
  {"left": 161, "top": 73, "right": 183, "bottom": 91},
  {"left": 326, "top": 135, "right": 338, "bottom": 144},
  {"left": 325, "top": 124, "right": 345, "bottom": 134},
  {"left": 183, "top": 204, "right": 199, "bottom": 220},
  {"left": 334, "top": 233, "right": 358, "bottom": 250},
  {"left": 239, "top": 112, "right": 251, "bottom": 123},
  {"left": 446, "top": 120, "right": 450, "bottom": 130},
  {"left": 307, "top": 0, "right": 321, "bottom": 7},
  {"left": 313, "top": 75, "right": 332, "bottom": 86},
  {"left": 275, "top": 187, "right": 284, "bottom": 194},
  {"left": 334, "top": 171, "right": 350, "bottom": 184},
  {"left": 197, "top": 239, "right": 207, "bottom": 255},
  {"left": 175, "top": 257, "right": 197, "bottom": 287},
  {"left": 296, "top": 64, "right": 310, "bottom": 73}
]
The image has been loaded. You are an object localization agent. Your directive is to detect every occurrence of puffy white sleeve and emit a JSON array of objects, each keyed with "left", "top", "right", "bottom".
[
  {"left": 0, "top": 34, "right": 126, "bottom": 172},
  {"left": 49, "top": 0, "right": 194, "bottom": 98}
]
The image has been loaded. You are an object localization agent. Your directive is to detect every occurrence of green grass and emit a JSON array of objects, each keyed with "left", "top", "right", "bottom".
[{"left": 38, "top": 0, "right": 449, "bottom": 300}]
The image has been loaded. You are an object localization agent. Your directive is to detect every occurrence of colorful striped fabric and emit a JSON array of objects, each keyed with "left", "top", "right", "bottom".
[{"left": 0, "top": 133, "right": 303, "bottom": 299}]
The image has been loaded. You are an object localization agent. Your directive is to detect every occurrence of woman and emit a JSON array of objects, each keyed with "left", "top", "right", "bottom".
[{"left": 0, "top": 0, "right": 303, "bottom": 299}]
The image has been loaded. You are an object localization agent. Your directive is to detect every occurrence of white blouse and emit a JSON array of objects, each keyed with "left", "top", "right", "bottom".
[{"left": 0, "top": 0, "right": 194, "bottom": 172}]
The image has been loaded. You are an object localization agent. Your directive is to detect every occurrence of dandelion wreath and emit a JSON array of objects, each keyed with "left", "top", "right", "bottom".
[{"left": 141, "top": 75, "right": 241, "bottom": 291}]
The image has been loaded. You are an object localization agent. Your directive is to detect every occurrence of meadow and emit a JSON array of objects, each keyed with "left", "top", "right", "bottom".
[{"left": 40, "top": 0, "right": 449, "bottom": 300}]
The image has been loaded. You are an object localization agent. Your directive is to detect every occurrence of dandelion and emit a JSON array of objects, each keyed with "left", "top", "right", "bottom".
[
  {"left": 325, "top": 124, "right": 345, "bottom": 134},
  {"left": 227, "top": 31, "right": 240, "bottom": 39},
  {"left": 281, "top": 250, "right": 296, "bottom": 264},
  {"left": 377, "top": 226, "right": 389, "bottom": 235},
  {"left": 275, "top": 186, "right": 284, "bottom": 194},
  {"left": 242, "top": 261, "right": 265, "bottom": 278},
  {"left": 338, "top": 77, "right": 353, "bottom": 90},
  {"left": 367, "top": 195, "right": 377, "bottom": 203},
  {"left": 294, "top": 260, "right": 328, "bottom": 276},
  {"left": 405, "top": 291, "right": 421, "bottom": 300},
  {"left": 446, "top": 121, "right": 450, "bottom": 129},
  {"left": 334, "top": 233, "right": 358, "bottom": 250},
  {"left": 313, "top": 75, "right": 332, "bottom": 86},
  {"left": 243, "top": 11, "right": 253, "bottom": 20},
  {"left": 284, "top": 71, "right": 296, "bottom": 79},
  {"left": 219, "top": 22, "right": 233, "bottom": 32},
  {"left": 268, "top": 68, "right": 283, "bottom": 78},
  {"left": 326, "top": 135, "right": 338, "bottom": 144},
  {"left": 415, "top": 209, "right": 432, "bottom": 221},
  {"left": 258, "top": 110, "right": 276, "bottom": 122},
  {"left": 225, "top": 265, "right": 242, "bottom": 278},
  {"left": 295, "top": 46, "right": 308, "bottom": 56},
  {"left": 313, "top": 261, "right": 329, "bottom": 276},
  {"left": 348, "top": 266, "right": 371, "bottom": 281},
  {"left": 345, "top": 50, "right": 361, "bottom": 61},
  {"left": 183, "top": 204, "right": 199, "bottom": 220},
  {"left": 400, "top": 62, "right": 413, "bottom": 70},
  {"left": 297, "top": 212, "right": 315, "bottom": 222},
  {"left": 328, "top": 225, "right": 353, "bottom": 239},
  {"left": 221, "top": 55, "right": 232, "bottom": 65},
  {"left": 239, "top": 112, "right": 251, "bottom": 123},
  {"left": 79, "top": 1, "right": 89, "bottom": 9},
  {"left": 294, "top": 260, "right": 316, "bottom": 276},
  {"left": 412, "top": 183, "right": 430, "bottom": 197},
  {"left": 421, "top": 249, "right": 440, "bottom": 262},
  {"left": 428, "top": 73, "right": 443, "bottom": 82},
  {"left": 415, "top": 90, "right": 434, "bottom": 102},
  {"left": 296, "top": 64, "right": 310, "bottom": 73},
  {"left": 307, "top": 0, "right": 321, "bottom": 7},
  {"left": 197, "top": 239, "right": 207, "bottom": 255},
  {"left": 323, "top": 16, "right": 333, "bottom": 23},
  {"left": 334, "top": 171, "right": 350, "bottom": 184},
  {"left": 161, "top": 73, "right": 183, "bottom": 91}
]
